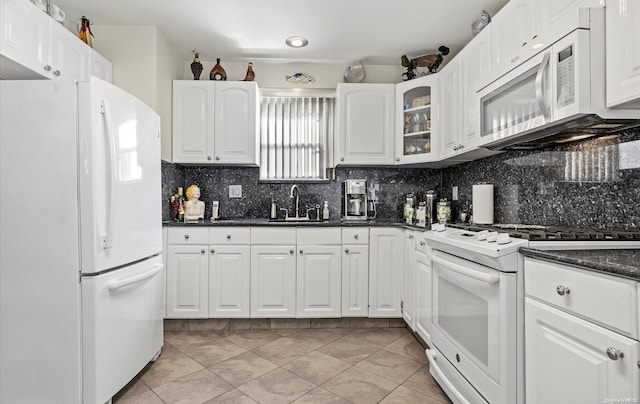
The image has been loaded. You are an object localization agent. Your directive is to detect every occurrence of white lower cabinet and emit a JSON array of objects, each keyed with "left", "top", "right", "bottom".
[
  {"left": 251, "top": 245, "right": 296, "bottom": 318},
  {"left": 401, "top": 231, "right": 417, "bottom": 330},
  {"left": 297, "top": 245, "right": 341, "bottom": 318},
  {"left": 208, "top": 245, "right": 250, "bottom": 318},
  {"left": 342, "top": 228, "right": 369, "bottom": 317},
  {"left": 166, "top": 244, "right": 209, "bottom": 318},
  {"left": 525, "top": 298, "right": 639, "bottom": 403},
  {"left": 369, "top": 227, "right": 403, "bottom": 318},
  {"left": 524, "top": 258, "right": 640, "bottom": 403},
  {"left": 414, "top": 236, "right": 432, "bottom": 345}
]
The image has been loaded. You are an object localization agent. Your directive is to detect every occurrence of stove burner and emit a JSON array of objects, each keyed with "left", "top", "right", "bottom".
[{"left": 447, "top": 223, "right": 640, "bottom": 241}]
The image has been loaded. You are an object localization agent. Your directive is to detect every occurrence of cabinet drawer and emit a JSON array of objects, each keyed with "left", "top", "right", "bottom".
[
  {"left": 342, "top": 228, "right": 369, "bottom": 245},
  {"left": 209, "top": 227, "right": 250, "bottom": 245},
  {"left": 251, "top": 227, "right": 296, "bottom": 245},
  {"left": 525, "top": 257, "right": 639, "bottom": 338},
  {"left": 297, "top": 227, "right": 341, "bottom": 245},
  {"left": 167, "top": 227, "right": 209, "bottom": 244}
]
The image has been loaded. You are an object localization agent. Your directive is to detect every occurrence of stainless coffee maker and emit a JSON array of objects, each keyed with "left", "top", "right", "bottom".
[{"left": 343, "top": 179, "right": 368, "bottom": 220}]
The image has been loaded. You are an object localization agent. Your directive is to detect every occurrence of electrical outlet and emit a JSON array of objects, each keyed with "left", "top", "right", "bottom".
[
  {"left": 452, "top": 186, "right": 458, "bottom": 201},
  {"left": 229, "top": 185, "right": 242, "bottom": 198}
]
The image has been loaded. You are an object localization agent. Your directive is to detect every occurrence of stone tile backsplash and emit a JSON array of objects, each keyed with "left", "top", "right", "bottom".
[{"left": 162, "top": 128, "right": 640, "bottom": 231}]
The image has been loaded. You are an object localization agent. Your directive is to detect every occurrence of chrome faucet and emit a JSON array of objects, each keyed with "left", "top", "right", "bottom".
[{"left": 290, "top": 184, "right": 300, "bottom": 218}]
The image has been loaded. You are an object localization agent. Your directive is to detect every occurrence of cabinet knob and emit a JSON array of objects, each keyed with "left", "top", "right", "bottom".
[
  {"left": 345, "top": 248, "right": 350, "bottom": 254},
  {"left": 556, "top": 285, "right": 570, "bottom": 296},
  {"left": 53, "top": 70, "right": 61, "bottom": 77},
  {"left": 44, "top": 65, "right": 52, "bottom": 72},
  {"left": 226, "top": 234, "right": 231, "bottom": 240},
  {"left": 521, "top": 42, "right": 528, "bottom": 47},
  {"left": 340, "top": 157, "right": 345, "bottom": 162},
  {"left": 420, "top": 241, "right": 426, "bottom": 246},
  {"left": 200, "top": 249, "right": 205, "bottom": 254},
  {"left": 207, "top": 156, "right": 212, "bottom": 160},
  {"left": 289, "top": 249, "right": 294, "bottom": 255},
  {"left": 184, "top": 234, "right": 190, "bottom": 240},
  {"left": 511, "top": 56, "right": 520, "bottom": 64},
  {"left": 606, "top": 347, "right": 624, "bottom": 361},
  {"left": 210, "top": 248, "right": 215, "bottom": 254},
  {"left": 396, "top": 157, "right": 400, "bottom": 162},
  {"left": 216, "top": 156, "right": 220, "bottom": 160},
  {"left": 532, "top": 34, "right": 538, "bottom": 40},
  {"left": 409, "top": 234, "right": 414, "bottom": 239},
  {"left": 299, "top": 249, "right": 303, "bottom": 255},
  {"left": 354, "top": 234, "right": 359, "bottom": 240}
]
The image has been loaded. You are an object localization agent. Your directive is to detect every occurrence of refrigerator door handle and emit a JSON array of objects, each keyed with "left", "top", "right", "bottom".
[
  {"left": 100, "top": 99, "right": 117, "bottom": 249},
  {"left": 107, "top": 264, "right": 163, "bottom": 290}
]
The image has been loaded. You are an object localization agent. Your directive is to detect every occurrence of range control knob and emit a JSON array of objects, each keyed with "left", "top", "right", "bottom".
[
  {"left": 496, "top": 234, "right": 512, "bottom": 244},
  {"left": 477, "top": 230, "right": 490, "bottom": 241}
]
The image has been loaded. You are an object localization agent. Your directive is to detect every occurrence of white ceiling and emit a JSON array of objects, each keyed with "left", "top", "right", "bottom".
[{"left": 53, "top": 0, "right": 509, "bottom": 65}]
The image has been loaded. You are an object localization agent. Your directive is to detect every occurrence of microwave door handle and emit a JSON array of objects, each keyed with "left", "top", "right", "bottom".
[
  {"left": 426, "top": 250, "right": 499, "bottom": 284},
  {"left": 535, "top": 51, "right": 551, "bottom": 122}
]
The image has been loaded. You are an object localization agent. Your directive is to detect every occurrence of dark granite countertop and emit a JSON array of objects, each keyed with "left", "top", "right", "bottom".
[
  {"left": 521, "top": 248, "right": 640, "bottom": 281},
  {"left": 163, "top": 218, "right": 411, "bottom": 228}
]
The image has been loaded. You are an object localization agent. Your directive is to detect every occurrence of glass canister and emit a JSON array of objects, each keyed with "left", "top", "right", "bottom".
[
  {"left": 404, "top": 193, "right": 415, "bottom": 224},
  {"left": 425, "top": 190, "right": 436, "bottom": 228},
  {"left": 436, "top": 198, "right": 451, "bottom": 224}
]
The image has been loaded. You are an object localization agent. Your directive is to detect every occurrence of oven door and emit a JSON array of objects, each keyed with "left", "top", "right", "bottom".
[{"left": 428, "top": 249, "right": 516, "bottom": 404}]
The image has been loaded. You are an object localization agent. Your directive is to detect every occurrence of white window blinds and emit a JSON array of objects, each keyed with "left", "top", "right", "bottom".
[{"left": 259, "top": 94, "right": 334, "bottom": 180}]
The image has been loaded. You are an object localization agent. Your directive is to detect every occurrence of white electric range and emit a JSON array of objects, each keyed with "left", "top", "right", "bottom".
[{"left": 422, "top": 223, "right": 640, "bottom": 404}]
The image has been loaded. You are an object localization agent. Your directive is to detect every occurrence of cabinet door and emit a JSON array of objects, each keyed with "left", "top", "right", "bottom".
[
  {"left": 395, "top": 75, "right": 439, "bottom": 164},
  {"left": 402, "top": 232, "right": 416, "bottom": 330},
  {"left": 342, "top": 244, "right": 369, "bottom": 317},
  {"left": 606, "top": 0, "right": 640, "bottom": 107},
  {"left": 535, "top": 0, "right": 600, "bottom": 52},
  {"left": 414, "top": 249, "right": 432, "bottom": 345},
  {"left": 525, "top": 298, "right": 640, "bottom": 404},
  {"left": 0, "top": 0, "right": 50, "bottom": 79},
  {"left": 461, "top": 25, "right": 491, "bottom": 149},
  {"left": 250, "top": 245, "right": 296, "bottom": 318},
  {"left": 49, "top": 23, "right": 88, "bottom": 81},
  {"left": 490, "top": 0, "right": 535, "bottom": 80},
  {"left": 438, "top": 59, "right": 464, "bottom": 159},
  {"left": 297, "top": 245, "right": 341, "bottom": 318},
  {"left": 89, "top": 48, "right": 112, "bottom": 83},
  {"left": 172, "top": 81, "right": 215, "bottom": 163},
  {"left": 214, "top": 81, "right": 258, "bottom": 165},
  {"left": 335, "top": 83, "right": 395, "bottom": 165},
  {"left": 166, "top": 245, "right": 208, "bottom": 318},
  {"left": 369, "top": 228, "right": 402, "bottom": 318},
  {"left": 209, "top": 245, "right": 250, "bottom": 318}
]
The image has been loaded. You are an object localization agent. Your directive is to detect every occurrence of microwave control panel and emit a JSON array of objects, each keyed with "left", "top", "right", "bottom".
[{"left": 557, "top": 45, "right": 575, "bottom": 108}]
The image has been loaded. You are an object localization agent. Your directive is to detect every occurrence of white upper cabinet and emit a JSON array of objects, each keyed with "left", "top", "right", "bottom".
[
  {"left": 335, "top": 83, "right": 395, "bottom": 165},
  {"left": 213, "top": 81, "right": 258, "bottom": 164},
  {"left": 606, "top": 0, "right": 640, "bottom": 108},
  {"left": 89, "top": 48, "right": 112, "bottom": 83},
  {"left": 172, "top": 81, "right": 215, "bottom": 163},
  {"left": 395, "top": 75, "right": 439, "bottom": 164},
  {"left": 172, "top": 80, "right": 258, "bottom": 165},
  {"left": 49, "top": 22, "right": 88, "bottom": 81},
  {"left": 0, "top": 0, "right": 50, "bottom": 78},
  {"left": 437, "top": 58, "right": 464, "bottom": 159}
]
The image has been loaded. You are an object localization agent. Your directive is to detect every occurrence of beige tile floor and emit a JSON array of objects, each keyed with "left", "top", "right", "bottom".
[{"left": 113, "top": 327, "right": 452, "bottom": 404}]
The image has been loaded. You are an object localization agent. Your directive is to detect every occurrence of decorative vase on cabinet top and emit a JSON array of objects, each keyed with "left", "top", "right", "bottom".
[{"left": 210, "top": 58, "right": 227, "bottom": 81}]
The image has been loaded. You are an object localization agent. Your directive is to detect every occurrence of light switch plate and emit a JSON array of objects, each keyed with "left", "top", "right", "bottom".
[
  {"left": 229, "top": 185, "right": 242, "bottom": 198},
  {"left": 452, "top": 186, "right": 458, "bottom": 201}
]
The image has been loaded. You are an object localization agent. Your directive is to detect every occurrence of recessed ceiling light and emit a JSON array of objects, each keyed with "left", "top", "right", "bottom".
[{"left": 286, "top": 36, "right": 308, "bottom": 48}]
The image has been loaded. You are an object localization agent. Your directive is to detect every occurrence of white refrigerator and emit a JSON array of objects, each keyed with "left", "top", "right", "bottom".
[{"left": 0, "top": 78, "right": 164, "bottom": 404}]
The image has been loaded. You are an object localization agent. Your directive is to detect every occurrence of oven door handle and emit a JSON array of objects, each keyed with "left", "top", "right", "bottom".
[{"left": 426, "top": 250, "right": 500, "bottom": 284}]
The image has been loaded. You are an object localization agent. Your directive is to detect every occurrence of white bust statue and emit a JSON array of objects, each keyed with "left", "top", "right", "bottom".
[{"left": 184, "top": 184, "right": 205, "bottom": 220}]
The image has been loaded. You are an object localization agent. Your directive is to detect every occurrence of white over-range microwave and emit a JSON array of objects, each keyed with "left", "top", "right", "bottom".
[{"left": 479, "top": 8, "right": 639, "bottom": 151}]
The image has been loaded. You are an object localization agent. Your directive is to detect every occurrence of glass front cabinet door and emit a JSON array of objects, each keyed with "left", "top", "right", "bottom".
[{"left": 395, "top": 75, "right": 439, "bottom": 164}]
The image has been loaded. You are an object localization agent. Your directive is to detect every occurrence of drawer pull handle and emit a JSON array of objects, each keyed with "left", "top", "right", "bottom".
[
  {"left": 345, "top": 248, "right": 350, "bottom": 254},
  {"left": 289, "top": 249, "right": 294, "bottom": 255},
  {"left": 184, "top": 234, "right": 190, "bottom": 240},
  {"left": 606, "top": 347, "right": 624, "bottom": 361},
  {"left": 409, "top": 234, "right": 414, "bottom": 240},
  {"left": 210, "top": 249, "right": 215, "bottom": 254},
  {"left": 200, "top": 249, "right": 205, "bottom": 254},
  {"left": 354, "top": 234, "right": 359, "bottom": 240},
  {"left": 419, "top": 241, "right": 426, "bottom": 246},
  {"left": 226, "top": 234, "right": 231, "bottom": 240},
  {"left": 556, "top": 285, "right": 570, "bottom": 296}
]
